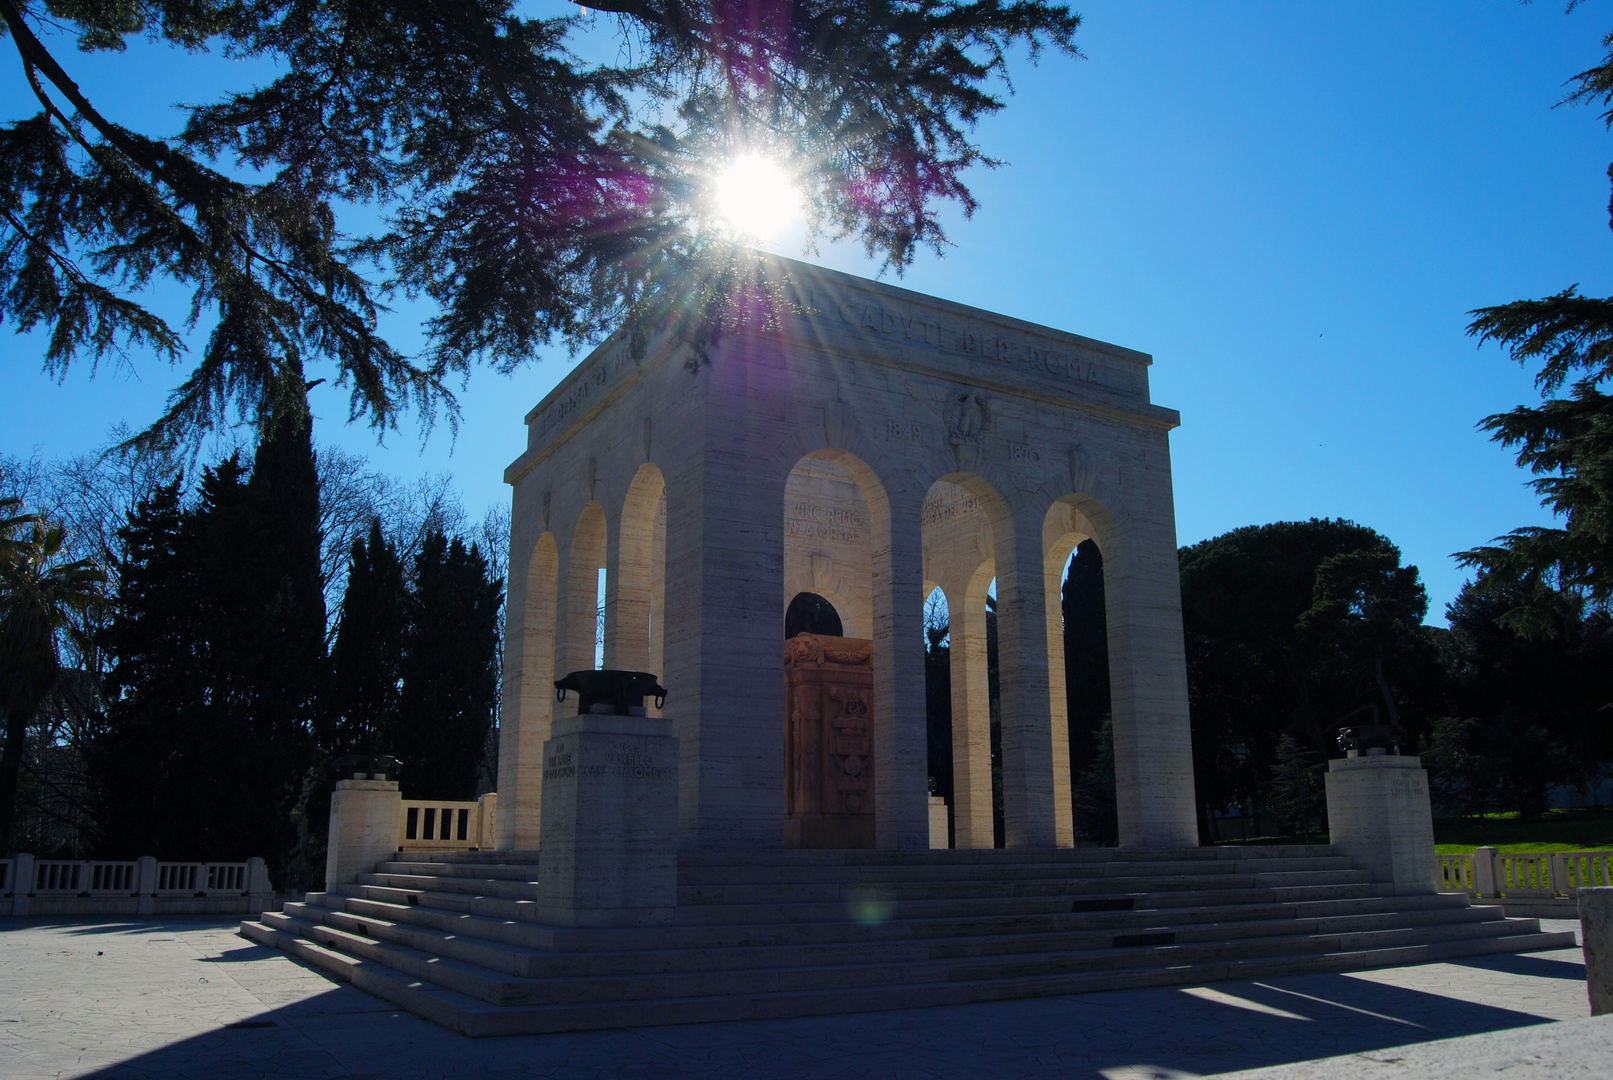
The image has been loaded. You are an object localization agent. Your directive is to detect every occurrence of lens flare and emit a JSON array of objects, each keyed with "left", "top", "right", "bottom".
[{"left": 713, "top": 155, "right": 801, "bottom": 239}]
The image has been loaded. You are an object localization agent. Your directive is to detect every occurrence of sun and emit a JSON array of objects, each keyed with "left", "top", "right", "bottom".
[{"left": 713, "top": 155, "right": 801, "bottom": 239}]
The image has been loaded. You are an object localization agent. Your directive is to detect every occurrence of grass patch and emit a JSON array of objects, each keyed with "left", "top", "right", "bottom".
[
  {"left": 1433, "top": 806, "right": 1613, "bottom": 852},
  {"left": 1209, "top": 806, "right": 1613, "bottom": 853}
]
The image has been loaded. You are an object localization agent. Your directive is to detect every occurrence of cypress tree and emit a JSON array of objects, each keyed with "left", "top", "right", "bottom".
[
  {"left": 325, "top": 519, "right": 407, "bottom": 758},
  {"left": 94, "top": 479, "right": 201, "bottom": 855},
  {"left": 395, "top": 531, "right": 502, "bottom": 800},
  {"left": 94, "top": 420, "right": 323, "bottom": 876}
]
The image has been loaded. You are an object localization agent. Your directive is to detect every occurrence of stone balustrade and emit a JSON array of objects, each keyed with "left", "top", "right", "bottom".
[
  {"left": 1435, "top": 847, "right": 1613, "bottom": 900},
  {"left": 400, "top": 793, "right": 498, "bottom": 852},
  {"left": 1, "top": 853, "right": 273, "bottom": 916}
]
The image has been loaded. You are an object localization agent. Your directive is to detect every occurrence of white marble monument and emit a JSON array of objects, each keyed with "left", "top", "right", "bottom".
[
  {"left": 496, "top": 254, "right": 1199, "bottom": 852},
  {"left": 1324, "top": 753, "right": 1438, "bottom": 895}
]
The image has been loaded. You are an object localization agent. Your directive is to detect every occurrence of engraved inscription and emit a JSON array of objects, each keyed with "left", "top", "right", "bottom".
[
  {"left": 787, "top": 502, "right": 865, "bottom": 544},
  {"left": 885, "top": 419, "right": 925, "bottom": 442},
  {"left": 822, "top": 291, "right": 1102, "bottom": 386},
  {"left": 1009, "top": 444, "right": 1043, "bottom": 464},
  {"left": 921, "top": 493, "right": 983, "bottom": 526}
]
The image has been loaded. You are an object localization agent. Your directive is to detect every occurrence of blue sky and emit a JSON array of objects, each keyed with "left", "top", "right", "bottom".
[{"left": 3, "top": 1, "right": 1610, "bottom": 622}]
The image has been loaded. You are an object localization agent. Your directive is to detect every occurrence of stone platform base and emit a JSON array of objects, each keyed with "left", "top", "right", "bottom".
[
  {"left": 240, "top": 845, "right": 1574, "bottom": 1037},
  {"left": 1471, "top": 898, "right": 1581, "bottom": 920}
]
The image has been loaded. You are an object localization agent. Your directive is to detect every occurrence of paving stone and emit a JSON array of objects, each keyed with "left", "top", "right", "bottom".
[{"left": 0, "top": 918, "right": 1595, "bottom": 1079}]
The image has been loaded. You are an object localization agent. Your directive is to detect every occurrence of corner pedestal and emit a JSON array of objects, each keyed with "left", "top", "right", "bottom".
[
  {"left": 326, "top": 777, "right": 401, "bottom": 888},
  {"left": 1324, "top": 753, "right": 1437, "bottom": 896},
  {"left": 1580, "top": 887, "right": 1613, "bottom": 1015},
  {"left": 537, "top": 713, "right": 678, "bottom": 927}
]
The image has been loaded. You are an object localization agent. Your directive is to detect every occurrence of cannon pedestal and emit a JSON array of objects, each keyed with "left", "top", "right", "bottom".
[{"left": 536, "top": 712, "right": 679, "bottom": 927}]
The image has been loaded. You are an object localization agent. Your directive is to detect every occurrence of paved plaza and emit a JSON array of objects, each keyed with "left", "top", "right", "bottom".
[{"left": 0, "top": 916, "right": 1604, "bottom": 1079}]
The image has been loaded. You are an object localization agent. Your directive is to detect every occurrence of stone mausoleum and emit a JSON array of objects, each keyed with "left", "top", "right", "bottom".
[
  {"left": 494, "top": 254, "right": 1199, "bottom": 853},
  {"left": 246, "top": 256, "right": 1567, "bottom": 1037}
]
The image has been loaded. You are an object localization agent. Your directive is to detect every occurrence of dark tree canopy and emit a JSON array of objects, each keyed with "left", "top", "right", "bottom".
[
  {"left": 394, "top": 530, "right": 502, "bottom": 800},
  {"left": 93, "top": 422, "right": 324, "bottom": 872},
  {"left": 323, "top": 518, "right": 407, "bottom": 760},
  {"left": 1179, "top": 519, "right": 1436, "bottom": 837},
  {"left": 1, "top": 0, "right": 1082, "bottom": 449}
]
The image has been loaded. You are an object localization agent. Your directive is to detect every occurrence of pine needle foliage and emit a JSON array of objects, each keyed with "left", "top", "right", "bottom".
[
  {"left": 1460, "top": 23, "right": 1613, "bottom": 633},
  {"left": 1, "top": 0, "right": 1082, "bottom": 450}
]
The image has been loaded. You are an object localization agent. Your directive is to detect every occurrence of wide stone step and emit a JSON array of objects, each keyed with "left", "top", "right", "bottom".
[
  {"left": 668, "top": 845, "right": 1338, "bottom": 868},
  {"left": 289, "top": 895, "right": 1502, "bottom": 983},
  {"left": 362, "top": 872, "right": 540, "bottom": 900},
  {"left": 379, "top": 860, "right": 542, "bottom": 881},
  {"left": 321, "top": 880, "right": 1449, "bottom": 950},
  {"left": 262, "top": 903, "right": 1554, "bottom": 1011},
  {"left": 294, "top": 887, "right": 1504, "bottom": 979},
  {"left": 344, "top": 877, "right": 1376, "bottom": 929},
  {"left": 240, "top": 913, "right": 1575, "bottom": 1037},
  {"left": 674, "top": 869, "right": 1370, "bottom": 907},
  {"left": 674, "top": 855, "right": 1359, "bottom": 887}
]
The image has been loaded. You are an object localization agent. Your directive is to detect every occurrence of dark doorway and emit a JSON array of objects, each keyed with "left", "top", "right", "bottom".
[{"left": 785, "top": 591, "right": 844, "bottom": 638}]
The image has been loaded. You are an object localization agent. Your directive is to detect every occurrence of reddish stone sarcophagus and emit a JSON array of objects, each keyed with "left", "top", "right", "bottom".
[{"left": 783, "top": 633, "right": 875, "bottom": 848}]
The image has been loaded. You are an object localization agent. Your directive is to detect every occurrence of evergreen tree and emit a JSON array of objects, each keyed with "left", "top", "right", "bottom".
[
  {"left": 395, "top": 531, "right": 502, "bottom": 800},
  {"left": 1179, "top": 519, "right": 1440, "bottom": 840},
  {"left": 1428, "top": 573, "right": 1611, "bottom": 813},
  {"left": 1267, "top": 734, "right": 1322, "bottom": 837},
  {"left": 324, "top": 519, "right": 407, "bottom": 758},
  {"left": 1070, "top": 714, "right": 1117, "bottom": 846},
  {"left": 1, "top": 0, "right": 1082, "bottom": 450},
  {"left": 93, "top": 479, "right": 202, "bottom": 855},
  {"left": 93, "top": 420, "right": 323, "bottom": 875},
  {"left": 1458, "top": 26, "right": 1613, "bottom": 633}
]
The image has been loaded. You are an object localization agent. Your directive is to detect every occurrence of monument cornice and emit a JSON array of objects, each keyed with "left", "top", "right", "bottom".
[{"left": 506, "top": 254, "right": 1181, "bottom": 486}]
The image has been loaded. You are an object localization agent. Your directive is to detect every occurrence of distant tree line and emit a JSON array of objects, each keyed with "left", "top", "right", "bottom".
[
  {"left": 0, "top": 428, "right": 505, "bottom": 886},
  {"left": 1182, "top": 519, "right": 1613, "bottom": 841},
  {"left": 919, "top": 515, "right": 1613, "bottom": 848}
]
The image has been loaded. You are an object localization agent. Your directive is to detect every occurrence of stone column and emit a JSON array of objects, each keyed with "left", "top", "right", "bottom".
[
  {"left": 495, "top": 533, "right": 559, "bottom": 851},
  {"left": 135, "top": 855, "right": 157, "bottom": 915},
  {"left": 928, "top": 797, "right": 949, "bottom": 849},
  {"left": 995, "top": 519, "right": 1058, "bottom": 848},
  {"left": 948, "top": 575, "right": 995, "bottom": 848},
  {"left": 326, "top": 777, "right": 401, "bottom": 888},
  {"left": 11, "top": 853, "right": 33, "bottom": 916},
  {"left": 1325, "top": 753, "right": 1437, "bottom": 895},
  {"left": 1474, "top": 845, "right": 1500, "bottom": 898},
  {"left": 536, "top": 712, "right": 679, "bottom": 926},
  {"left": 246, "top": 856, "right": 274, "bottom": 915},
  {"left": 1581, "top": 887, "right": 1613, "bottom": 1015},
  {"left": 1101, "top": 449, "right": 1199, "bottom": 848},
  {"left": 873, "top": 491, "right": 932, "bottom": 850}
]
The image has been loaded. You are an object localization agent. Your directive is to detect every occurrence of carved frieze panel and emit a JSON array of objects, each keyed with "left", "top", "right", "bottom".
[{"left": 783, "top": 633, "right": 875, "bottom": 849}]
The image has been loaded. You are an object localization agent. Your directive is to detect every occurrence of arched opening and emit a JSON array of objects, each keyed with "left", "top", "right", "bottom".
[
  {"left": 563, "top": 502, "right": 608, "bottom": 677},
  {"left": 781, "top": 452, "right": 882, "bottom": 847},
  {"left": 495, "top": 531, "right": 558, "bottom": 850},
  {"left": 921, "top": 585, "right": 953, "bottom": 847},
  {"left": 786, "top": 591, "right": 844, "bottom": 638},
  {"left": 919, "top": 475, "right": 1009, "bottom": 848},
  {"left": 608, "top": 463, "right": 667, "bottom": 713},
  {"left": 1044, "top": 499, "right": 1114, "bottom": 845}
]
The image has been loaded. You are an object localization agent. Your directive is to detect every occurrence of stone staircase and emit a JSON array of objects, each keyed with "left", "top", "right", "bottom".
[{"left": 240, "top": 846, "right": 1574, "bottom": 1037}]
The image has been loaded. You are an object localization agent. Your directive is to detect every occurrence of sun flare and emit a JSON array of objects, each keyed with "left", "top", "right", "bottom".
[{"left": 713, "top": 155, "right": 801, "bottom": 239}]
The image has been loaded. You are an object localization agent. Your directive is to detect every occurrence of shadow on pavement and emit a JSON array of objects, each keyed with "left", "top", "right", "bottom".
[
  {"left": 65, "top": 950, "right": 1586, "bottom": 1080},
  {"left": 1445, "top": 951, "right": 1587, "bottom": 981}
]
